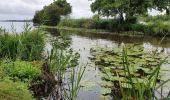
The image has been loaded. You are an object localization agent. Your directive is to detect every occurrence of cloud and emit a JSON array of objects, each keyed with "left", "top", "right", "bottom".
[
  {"left": 67, "top": 0, "right": 93, "bottom": 18},
  {"left": 0, "top": 0, "right": 93, "bottom": 19},
  {"left": 0, "top": 0, "right": 52, "bottom": 15}
]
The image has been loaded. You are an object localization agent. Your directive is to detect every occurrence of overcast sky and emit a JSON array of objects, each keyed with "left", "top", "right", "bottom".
[
  {"left": 0, "top": 0, "right": 164, "bottom": 20},
  {"left": 0, "top": 0, "right": 93, "bottom": 20}
]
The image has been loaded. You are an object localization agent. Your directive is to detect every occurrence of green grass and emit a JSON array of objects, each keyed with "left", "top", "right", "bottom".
[
  {"left": 0, "top": 79, "right": 33, "bottom": 100},
  {"left": 0, "top": 29, "right": 45, "bottom": 61}
]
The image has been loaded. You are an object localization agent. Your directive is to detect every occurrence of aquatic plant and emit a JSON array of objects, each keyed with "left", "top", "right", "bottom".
[
  {"left": 90, "top": 44, "right": 170, "bottom": 99},
  {"left": 0, "top": 32, "right": 20, "bottom": 59},
  {"left": 0, "top": 27, "right": 45, "bottom": 61},
  {"left": 47, "top": 35, "right": 81, "bottom": 99},
  {"left": 65, "top": 66, "right": 86, "bottom": 100},
  {"left": 19, "top": 30, "right": 45, "bottom": 61}
]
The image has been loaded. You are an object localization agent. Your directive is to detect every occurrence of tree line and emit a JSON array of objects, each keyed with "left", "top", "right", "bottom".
[
  {"left": 91, "top": 0, "right": 170, "bottom": 23},
  {"left": 33, "top": 0, "right": 170, "bottom": 26}
]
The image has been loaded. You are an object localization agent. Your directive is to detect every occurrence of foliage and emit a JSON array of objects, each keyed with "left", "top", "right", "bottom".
[
  {"left": 20, "top": 30, "right": 45, "bottom": 61},
  {"left": 0, "top": 29, "right": 45, "bottom": 61},
  {"left": 90, "top": 44, "right": 170, "bottom": 99},
  {"left": 90, "top": 0, "right": 151, "bottom": 22},
  {"left": 66, "top": 66, "right": 86, "bottom": 100},
  {"left": 33, "top": 0, "right": 72, "bottom": 26},
  {"left": 59, "top": 16, "right": 170, "bottom": 37},
  {"left": 0, "top": 79, "right": 33, "bottom": 100},
  {"left": 0, "top": 60, "right": 41, "bottom": 82},
  {"left": 0, "top": 32, "right": 20, "bottom": 59}
]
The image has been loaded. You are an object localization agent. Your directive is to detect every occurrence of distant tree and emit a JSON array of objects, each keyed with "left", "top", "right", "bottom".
[
  {"left": 90, "top": 0, "right": 152, "bottom": 23},
  {"left": 33, "top": 0, "right": 71, "bottom": 26}
]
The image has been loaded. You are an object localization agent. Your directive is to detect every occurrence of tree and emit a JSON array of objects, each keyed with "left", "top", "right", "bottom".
[
  {"left": 90, "top": 0, "right": 152, "bottom": 23},
  {"left": 33, "top": 0, "right": 72, "bottom": 26}
]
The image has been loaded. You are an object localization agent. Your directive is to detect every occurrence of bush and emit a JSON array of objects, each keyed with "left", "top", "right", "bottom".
[
  {"left": 0, "top": 79, "right": 33, "bottom": 100},
  {"left": 0, "top": 60, "right": 41, "bottom": 81}
]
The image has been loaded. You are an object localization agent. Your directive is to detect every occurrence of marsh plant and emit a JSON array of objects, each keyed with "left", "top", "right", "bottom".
[
  {"left": 47, "top": 35, "right": 85, "bottom": 100},
  {"left": 0, "top": 24, "right": 45, "bottom": 61},
  {"left": 90, "top": 44, "right": 170, "bottom": 100},
  {"left": 120, "top": 47, "right": 169, "bottom": 100}
]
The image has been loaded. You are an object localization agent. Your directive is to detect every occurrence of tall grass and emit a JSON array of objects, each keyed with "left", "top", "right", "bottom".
[
  {"left": 0, "top": 26, "right": 45, "bottom": 61},
  {"left": 65, "top": 66, "right": 86, "bottom": 100}
]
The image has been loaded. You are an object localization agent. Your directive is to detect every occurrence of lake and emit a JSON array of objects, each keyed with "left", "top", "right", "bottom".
[
  {"left": 1, "top": 22, "right": 170, "bottom": 99},
  {"left": 0, "top": 21, "right": 33, "bottom": 33}
]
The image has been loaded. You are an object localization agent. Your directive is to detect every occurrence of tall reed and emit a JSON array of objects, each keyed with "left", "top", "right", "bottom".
[{"left": 0, "top": 24, "right": 45, "bottom": 61}]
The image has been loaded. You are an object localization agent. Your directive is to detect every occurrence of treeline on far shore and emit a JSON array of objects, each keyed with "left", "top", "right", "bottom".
[{"left": 58, "top": 15, "right": 170, "bottom": 37}]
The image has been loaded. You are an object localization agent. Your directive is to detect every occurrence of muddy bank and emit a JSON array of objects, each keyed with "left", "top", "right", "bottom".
[{"left": 30, "top": 61, "right": 56, "bottom": 98}]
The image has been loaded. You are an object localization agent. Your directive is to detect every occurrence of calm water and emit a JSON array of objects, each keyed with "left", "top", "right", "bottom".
[
  {"left": 1, "top": 22, "right": 170, "bottom": 99},
  {"left": 67, "top": 33, "right": 170, "bottom": 100},
  {"left": 0, "top": 21, "right": 33, "bottom": 33}
]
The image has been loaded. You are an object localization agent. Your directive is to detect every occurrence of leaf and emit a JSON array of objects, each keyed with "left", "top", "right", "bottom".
[
  {"left": 100, "top": 88, "right": 112, "bottom": 95},
  {"left": 121, "top": 83, "right": 132, "bottom": 89},
  {"left": 100, "top": 81, "right": 113, "bottom": 87}
]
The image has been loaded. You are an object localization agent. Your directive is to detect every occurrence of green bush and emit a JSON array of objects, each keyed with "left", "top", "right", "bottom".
[
  {"left": 1, "top": 60, "right": 41, "bottom": 81},
  {"left": 0, "top": 79, "right": 33, "bottom": 100}
]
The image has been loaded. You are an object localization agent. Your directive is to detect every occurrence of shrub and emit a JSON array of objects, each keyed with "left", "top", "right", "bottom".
[
  {"left": 1, "top": 60, "right": 41, "bottom": 81},
  {"left": 0, "top": 79, "right": 33, "bottom": 100}
]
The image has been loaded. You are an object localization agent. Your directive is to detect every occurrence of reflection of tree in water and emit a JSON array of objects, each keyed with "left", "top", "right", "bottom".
[
  {"left": 60, "top": 30, "right": 170, "bottom": 48},
  {"left": 44, "top": 28, "right": 61, "bottom": 36}
]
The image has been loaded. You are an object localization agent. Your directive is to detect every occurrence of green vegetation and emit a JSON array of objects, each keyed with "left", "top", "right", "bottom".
[
  {"left": 0, "top": 23, "right": 86, "bottom": 99},
  {"left": 0, "top": 26, "right": 46, "bottom": 99},
  {"left": 58, "top": 15, "right": 170, "bottom": 36},
  {"left": 0, "top": 29, "right": 45, "bottom": 61},
  {"left": 90, "top": 44, "right": 170, "bottom": 99},
  {"left": 56, "top": 0, "right": 170, "bottom": 37},
  {"left": 0, "top": 60, "right": 41, "bottom": 81},
  {"left": 0, "top": 80, "right": 33, "bottom": 100},
  {"left": 33, "top": 0, "right": 71, "bottom": 26}
]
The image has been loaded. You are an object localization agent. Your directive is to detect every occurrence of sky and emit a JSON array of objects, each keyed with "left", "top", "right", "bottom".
[
  {"left": 0, "top": 0, "right": 164, "bottom": 20},
  {"left": 0, "top": 0, "right": 93, "bottom": 20}
]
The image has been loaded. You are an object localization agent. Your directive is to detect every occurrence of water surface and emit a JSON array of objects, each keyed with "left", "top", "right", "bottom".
[{"left": 1, "top": 22, "right": 170, "bottom": 99}]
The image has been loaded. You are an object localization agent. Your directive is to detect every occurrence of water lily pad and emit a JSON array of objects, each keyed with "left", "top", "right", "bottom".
[
  {"left": 121, "top": 83, "right": 132, "bottom": 89},
  {"left": 100, "top": 88, "right": 112, "bottom": 95},
  {"left": 80, "top": 80, "right": 96, "bottom": 91},
  {"left": 100, "top": 81, "right": 113, "bottom": 87}
]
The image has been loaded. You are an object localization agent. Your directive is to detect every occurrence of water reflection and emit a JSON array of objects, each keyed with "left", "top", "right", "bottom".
[{"left": 46, "top": 29, "right": 170, "bottom": 100}]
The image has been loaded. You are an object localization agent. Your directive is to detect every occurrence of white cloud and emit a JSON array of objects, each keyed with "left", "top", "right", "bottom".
[{"left": 0, "top": 0, "right": 93, "bottom": 19}]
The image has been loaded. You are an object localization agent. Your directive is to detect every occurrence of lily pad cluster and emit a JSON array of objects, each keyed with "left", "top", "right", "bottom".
[{"left": 90, "top": 44, "right": 168, "bottom": 96}]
